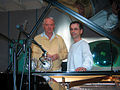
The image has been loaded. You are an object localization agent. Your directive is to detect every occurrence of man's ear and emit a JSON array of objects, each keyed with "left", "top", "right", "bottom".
[{"left": 80, "top": 29, "right": 83, "bottom": 34}]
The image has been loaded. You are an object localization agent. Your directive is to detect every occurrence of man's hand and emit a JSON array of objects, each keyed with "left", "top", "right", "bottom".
[
  {"left": 75, "top": 67, "right": 87, "bottom": 71},
  {"left": 47, "top": 54, "right": 59, "bottom": 61}
]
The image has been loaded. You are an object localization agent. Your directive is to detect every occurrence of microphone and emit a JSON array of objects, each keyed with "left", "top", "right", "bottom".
[
  {"left": 23, "top": 20, "right": 28, "bottom": 30},
  {"left": 16, "top": 20, "right": 29, "bottom": 38},
  {"left": 39, "top": 57, "right": 45, "bottom": 65},
  {"left": 39, "top": 56, "right": 52, "bottom": 70},
  {"left": 16, "top": 20, "right": 28, "bottom": 30}
]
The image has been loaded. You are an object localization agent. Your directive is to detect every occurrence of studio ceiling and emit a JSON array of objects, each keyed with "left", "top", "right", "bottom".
[{"left": 0, "top": 0, "right": 45, "bottom": 12}]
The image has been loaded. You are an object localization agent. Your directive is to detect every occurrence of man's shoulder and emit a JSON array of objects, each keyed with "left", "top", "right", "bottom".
[
  {"left": 56, "top": 34, "right": 63, "bottom": 39},
  {"left": 80, "top": 40, "right": 89, "bottom": 45},
  {"left": 55, "top": 34, "right": 65, "bottom": 43},
  {"left": 34, "top": 34, "right": 43, "bottom": 39}
]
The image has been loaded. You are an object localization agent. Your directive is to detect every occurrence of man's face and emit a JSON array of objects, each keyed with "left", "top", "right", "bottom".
[
  {"left": 43, "top": 18, "right": 55, "bottom": 34},
  {"left": 70, "top": 23, "right": 83, "bottom": 39}
]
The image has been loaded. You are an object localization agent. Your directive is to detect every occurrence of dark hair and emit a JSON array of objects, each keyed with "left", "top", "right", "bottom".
[{"left": 70, "top": 21, "right": 83, "bottom": 30}]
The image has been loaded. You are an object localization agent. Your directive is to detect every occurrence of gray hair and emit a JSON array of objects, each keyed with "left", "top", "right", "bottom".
[{"left": 43, "top": 17, "right": 55, "bottom": 24}]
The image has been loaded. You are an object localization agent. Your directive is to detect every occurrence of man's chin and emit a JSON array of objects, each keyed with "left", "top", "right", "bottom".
[{"left": 72, "top": 35, "right": 76, "bottom": 38}]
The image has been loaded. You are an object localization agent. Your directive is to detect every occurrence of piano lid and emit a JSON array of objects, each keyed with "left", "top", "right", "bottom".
[{"left": 44, "top": 0, "right": 120, "bottom": 44}]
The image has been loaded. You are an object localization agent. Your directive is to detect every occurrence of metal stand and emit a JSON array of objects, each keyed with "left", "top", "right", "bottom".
[
  {"left": 1, "top": 2, "right": 52, "bottom": 90},
  {"left": 13, "top": 42, "right": 17, "bottom": 90},
  {"left": 28, "top": 40, "right": 31, "bottom": 90},
  {"left": 0, "top": 33, "right": 18, "bottom": 90}
]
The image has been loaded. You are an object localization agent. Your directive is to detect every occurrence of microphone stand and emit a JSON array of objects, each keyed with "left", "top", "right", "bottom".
[
  {"left": 11, "top": 3, "right": 51, "bottom": 90},
  {"left": 17, "top": 25, "right": 47, "bottom": 90},
  {"left": 31, "top": 38, "right": 47, "bottom": 56},
  {"left": 16, "top": 29, "right": 22, "bottom": 74},
  {"left": 0, "top": 33, "right": 17, "bottom": 90},
  {"left": 16, "top": 25, "right": 31, "bottom": 90},
  {"left": 0, "top": 4, "right": 51, "bottom": 90},
  {"left": 3, "top": 22, "right": 27, "bottom": 73},
  {"left": 27, "top": 39, "right": 31, "bottom": 90},
  {"left": 0, "top": 33, "right": 14, "bottom": 73},
  {"left": 32, "top": 39, "right": 48, "bottom": 66},
  {"left": 12, "top": 40, "right": 17, "bottom": 90}
]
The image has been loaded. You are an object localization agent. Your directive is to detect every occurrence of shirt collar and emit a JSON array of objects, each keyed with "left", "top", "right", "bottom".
[{"left": 41, "top": 32, "right": 56, "bottom": 41}]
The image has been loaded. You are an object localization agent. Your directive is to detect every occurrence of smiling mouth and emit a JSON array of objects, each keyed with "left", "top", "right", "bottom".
[{"left": 71, "top": 33, "right": 76, "bottom": 36}]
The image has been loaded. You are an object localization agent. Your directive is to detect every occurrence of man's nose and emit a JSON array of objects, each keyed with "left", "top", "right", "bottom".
[
  {"left": 48, "top": 25, "right": 52, "bottom": 27},
  {"left": 71, "top": 29, "right": 75, "bottom": 32}
]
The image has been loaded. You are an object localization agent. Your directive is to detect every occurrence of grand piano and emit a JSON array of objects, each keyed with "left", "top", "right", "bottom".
[
  {"left": 1, "top": 71, "right": 120, "bottom": 90},
  {"left": 0, "top": 0, "right": 120, "bottom": 90}
]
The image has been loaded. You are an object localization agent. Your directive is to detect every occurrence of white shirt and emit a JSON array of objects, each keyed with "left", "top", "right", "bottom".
[
  {"left": 41, "top": 32, "right": 56, "bottom": 41},
  {"left": 67, "top": 40, "right": 93, "bottom": 71}
]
